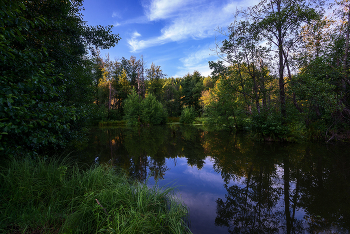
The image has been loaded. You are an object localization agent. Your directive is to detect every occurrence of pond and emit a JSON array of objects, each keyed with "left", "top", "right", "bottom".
[{"left": 73, "top": 125, "right": 350, "bottom": 234}]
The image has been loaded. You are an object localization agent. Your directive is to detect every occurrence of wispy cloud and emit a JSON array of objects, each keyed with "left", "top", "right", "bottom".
[
  {"left": 112, "top": 11, "right": 121, "bottom": 18},
  {"left": 114, "top": 16, "right": 149, "bottom": 27},
  {"left": 128, "top": 31, "right": 143, "bottom": 51},
  {"left": 128, "top": 0, "right": 258, "bottom": 52},
  {"left": 144, "top": 0, "right": 202, "bottom": 21},
  {"left": 174, "top": 44, "right": 218, "bottom": 77},
  {"left": 132, "top": 31, "right": 141, "bottom": 38}
]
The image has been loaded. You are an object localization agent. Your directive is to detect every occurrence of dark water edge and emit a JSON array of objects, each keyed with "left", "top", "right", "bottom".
[{"left": 72, "top": 125, "right": 350, "bottom": 234}]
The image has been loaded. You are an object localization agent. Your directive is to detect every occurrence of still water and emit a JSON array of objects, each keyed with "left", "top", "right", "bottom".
[{"left": 74, "top": 125, "right": 350, "bottom": 234}]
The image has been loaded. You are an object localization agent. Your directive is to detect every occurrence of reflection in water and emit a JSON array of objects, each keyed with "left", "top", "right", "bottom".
[{"left": 74, "top": 126, "right": 350, "bottom": 234}]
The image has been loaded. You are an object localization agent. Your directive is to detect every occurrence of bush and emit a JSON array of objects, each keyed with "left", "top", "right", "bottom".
[
  {"left": 124, "top": 90, "right": 167, "bottom": 126},
  {"left": 141, "top": 94, "right": 167, "bottom": 125},
  {"left": 123, "top": 90, "right": 142, "bottom": 126},
  {"left": 251, "top": 112, "right": 287, "bottom": 140},
  {"left": 180, "top": 107, "right": 196, "bottom": 124}
]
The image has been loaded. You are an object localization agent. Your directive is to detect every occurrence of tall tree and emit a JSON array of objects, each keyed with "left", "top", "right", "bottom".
[
  {"left": 220, "top": 20, "right": 272, "bottom": 113},
  {"left": 146, "top": 63, "right": 166, "bottom": 101},
  {"left": 248, "top": 0, "right": 319, "bottom": 119}
]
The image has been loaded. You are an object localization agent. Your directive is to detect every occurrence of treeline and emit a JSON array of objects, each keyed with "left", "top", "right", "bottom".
[
  {"left": 92, "top": 54, "right": 205, "bottom": 123},
  {"left": 94, "top": 0, "right": 350, "bottom": 142}
]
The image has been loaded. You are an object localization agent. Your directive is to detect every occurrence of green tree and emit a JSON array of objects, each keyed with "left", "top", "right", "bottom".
[
  {"left": 179, "top": 107, "right": 196, "bottom": 124},
  {"left": 141, "top": 94, "right": 167, "bottom": 125},
  {"left": 162, "top": 78, "right": 182, "bottom": 117},
  {"left": 146, "top": 63, "right": 166, "bottom": 101},
  {"left": 248, "top": 0, "right": 319, "bottom": 119},
  {"left": 123, "top": 89, "right": 142, "bottom": 126},
  {"left": 0, "top": 0, "right": 120, "bottom": 155},
  {"left": 181, "top": 71, "right": 204, "bottom": 114},
  {"left": 123, "top": 90, "right": 167, "bottom": 126}
]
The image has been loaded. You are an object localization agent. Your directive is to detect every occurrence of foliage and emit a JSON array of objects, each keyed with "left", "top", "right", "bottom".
[
  {"left": 162, "top": 78, "right": 182, "bottom": 117},
  {"left": 123, "top": 90, "right": 142, "bottom": 126},
  {"left": 124, "top": 90, "right": 167, "bottom": 126},
  {"left": 0, "top": 157, "right": 191, "bottom": 234},
  {"left": 251, "top": 112, "right": 287, "bottom": 140},
  {"left": 180, "top": 107, "right": 197, "bottom": 124},
  {"left": 141, "top": 93, "right": 168, "bottom": 125},
  {"left": 180, "top": 71, "right": 204, "bottom": 114},
  {"left": 0, "top": 0, "right": 120, "bottom": 155},
  {"left": 146, "top": 63, "right": 166, "bottom": 101},
  {"left": 202, "top": 0, "right": 350, "bottom": 141}
]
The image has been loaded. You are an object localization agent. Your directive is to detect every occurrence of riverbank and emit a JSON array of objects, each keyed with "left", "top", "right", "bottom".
[{"left": 0, "top": 157, "right": 191, "bottom": 234}]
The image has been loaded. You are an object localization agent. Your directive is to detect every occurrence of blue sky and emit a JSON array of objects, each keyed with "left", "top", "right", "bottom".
[{"left": 81, "top": 0, "right": 259, "bottom": 77}]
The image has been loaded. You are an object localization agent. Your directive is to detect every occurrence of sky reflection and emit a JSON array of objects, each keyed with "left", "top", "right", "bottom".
[
  {"left": 75, "top": 126, "right": 350, "bottom": 234},
  {"left": 148, "top": 156, "right": 230, "bottom": 234}
]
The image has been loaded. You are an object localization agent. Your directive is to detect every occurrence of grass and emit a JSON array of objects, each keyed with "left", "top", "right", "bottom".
[
  {"left": 98, "top": 120, "right": 127, "bottom": 127},
  {"left": 193, "top": 117, "right": 206, "bottom": 125},
  {"left": 167, "top": 117, "right": 180, "bottom": 123},
  {"left": 0, "top": 157, "right": 191, "bottom": 234}
]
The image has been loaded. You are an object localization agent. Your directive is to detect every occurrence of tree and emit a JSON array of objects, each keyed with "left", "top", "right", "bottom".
[
  {"left": 180, "top": 71, "right": 204, "bottom": 114},
  {"left": 123, "top": 89, "right": 142, "bottom": 126},
  {"left": 219, "top": 20, "right": 273, "bottom": 113},
  {"left": 0, "top": 0, "right": 120, "bottom": 155},
  {"left": 146, "top": 63, "right": 166, "bottom": 101},
  {"left": 248, "top": 0, "right": 319, "bottom": 119},
  {"left": 123, "top": 90, "right": 167, "bottom": 126},
  {"left": 162, "top": 78, "right": 182, "bottom": 117},
  {"left": 141, "top": 94, "right": 167, "bottom": 125}
]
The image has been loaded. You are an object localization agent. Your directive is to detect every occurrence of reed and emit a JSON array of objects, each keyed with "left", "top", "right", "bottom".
[{"left": 0, "top": 157, "right": 191, "bottom": 234}]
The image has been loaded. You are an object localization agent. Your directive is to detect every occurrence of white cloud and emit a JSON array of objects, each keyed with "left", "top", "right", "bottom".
[
  {"left": 128, "top": 0, "right": 258, "bottom": 52},
  {"left": 114, "top": 16, "right": 149, "bottom": 27},
  {"left": 173, "top": 44, "right": 218, "bottom": 77},
  {"left": 112, "top": 11, "right": 121, "bottom": 18},
  {"left": 144, "top": 0, "right": 192, "bottom": 20},
  {"left": 132, "top": 31, "right": 141, "bottom": 38},
  {"left": 181, "top": 45, "right": 216, "bottom": 68},
  {"left": 128, "top": 31, "right": 144, "bottom": 51}
]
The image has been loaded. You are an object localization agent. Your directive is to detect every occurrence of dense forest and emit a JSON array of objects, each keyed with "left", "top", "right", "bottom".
[{"left": 1, "top": 0, "right": 350, "bottom": 157}]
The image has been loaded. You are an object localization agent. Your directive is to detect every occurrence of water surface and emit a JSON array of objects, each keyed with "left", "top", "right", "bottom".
[{"left": 74, "top": 125, "right": 350, "bottom": 234}]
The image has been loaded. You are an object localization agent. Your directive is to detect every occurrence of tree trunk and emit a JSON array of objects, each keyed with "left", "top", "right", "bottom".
[
  {"left": 283, "top": 50, "right": 303, "bottom": 113},
  {"left": 277, "top": 1, "right": 286, "bottom": 121},
  {"left": 342, "top": 4, "right": 350, "bottom": 92},
  {"left": 108, "top": 82, "right": 111, "bottom": 119}
]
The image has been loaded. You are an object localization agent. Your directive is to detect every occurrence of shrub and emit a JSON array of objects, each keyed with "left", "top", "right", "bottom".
[
  {"left": 124, "top": 90, "right": 167, "bottom": 126},
  {"left": 251, "top": 112, "right": 287, "bottom": 140},
  {"left": 180, "top": 107, "right": 196, "bottom": 124},
  {"left": 123, "top": 90, "right": 142, "bottom": 126},
  {"left": 141, "top": 94, "right": 167, "bottom": 125}
]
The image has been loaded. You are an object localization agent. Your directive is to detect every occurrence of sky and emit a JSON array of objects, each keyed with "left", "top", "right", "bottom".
[{"left": 81, "top": 0, "right": 259, "bottom": 78}]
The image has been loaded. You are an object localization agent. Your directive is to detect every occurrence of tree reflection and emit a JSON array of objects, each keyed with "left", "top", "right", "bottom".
[
  {"left": 209, "top": 137, "right": 303, "bottom": 233},
  {"left": 74, "top": 126, "right": 350, "bottom": 233},
  {"left": 214, "top": 141, "right": 350, "bottom": 234},
  {"left": 215, "top": 158, "right": 282, "bottom": 234},
  {"left": 297, "top": 145, "right": 350, "bottom": 233},
  {"left": 180, "top": 125, "right": 206, "bottom": 169}
]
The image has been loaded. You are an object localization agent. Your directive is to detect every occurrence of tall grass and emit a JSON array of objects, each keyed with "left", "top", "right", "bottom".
[{"left": 0, "top": 157, "right": 191, "bottom": 234}]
